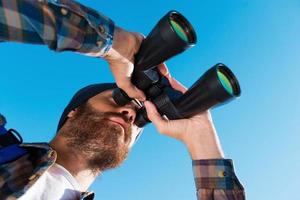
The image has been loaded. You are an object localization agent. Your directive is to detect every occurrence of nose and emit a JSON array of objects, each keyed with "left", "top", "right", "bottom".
[{"left": 119, "top": 104, "right": 136, "bottom": 124}]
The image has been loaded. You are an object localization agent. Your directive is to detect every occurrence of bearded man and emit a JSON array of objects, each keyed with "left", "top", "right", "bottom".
[{"left": 0, "top": 0, "right": 245, "bottom": 199}]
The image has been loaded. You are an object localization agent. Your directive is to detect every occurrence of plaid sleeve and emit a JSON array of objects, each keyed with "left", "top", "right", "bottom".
[
  {"left": 193, "top": 159, "right": 245, "bottom": 200},
  {"left": 0, "top": 0, "right": 114, "bottom": 57}
]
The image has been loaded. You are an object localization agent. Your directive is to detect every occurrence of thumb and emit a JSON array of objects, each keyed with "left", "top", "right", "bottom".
[
  {"left": 144, "top": 101, "right": 168, "bottom": 133},
  {"left": 144, "top": 101, "right": 185, "bottom": 140},
  {"left": 117, "top": 78, "right": 146, "bottom": 101}
]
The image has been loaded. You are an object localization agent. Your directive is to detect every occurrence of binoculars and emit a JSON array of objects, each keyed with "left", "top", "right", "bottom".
[{"left": 112, "top": 11, "right": 241, "bottom": 127}]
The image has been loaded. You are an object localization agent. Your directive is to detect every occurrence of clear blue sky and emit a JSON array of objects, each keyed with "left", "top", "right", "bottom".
[{"left": 1, "top": 0, "right": 299, "bottom": 199}]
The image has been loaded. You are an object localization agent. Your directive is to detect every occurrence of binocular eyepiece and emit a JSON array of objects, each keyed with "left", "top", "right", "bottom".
[{"left": 112, "top": 10, "right": 241, "bottom": 127}]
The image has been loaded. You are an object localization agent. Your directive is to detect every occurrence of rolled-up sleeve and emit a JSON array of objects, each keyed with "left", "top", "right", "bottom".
[
  {"left": 193, "top": 159, "right": 245, "bottom": 200},
  {"left": 0, "top": 0, "right": 114, "bottom": 57}
]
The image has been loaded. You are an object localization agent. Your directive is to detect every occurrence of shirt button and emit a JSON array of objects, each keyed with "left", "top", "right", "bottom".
[
  {"left": 218, "top": 171, "right": 227, "bottom": 177},
  {"left": 98, "top": 25, "right": 105, "bottom": 34},
  {"left": 61, "top": 8, "right": 68, "bottom": 16}
]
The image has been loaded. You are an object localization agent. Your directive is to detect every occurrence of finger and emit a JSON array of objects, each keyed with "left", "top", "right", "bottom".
[
  {"left": 157, "top": 63, "right": 187, "bottom": 93},
  {"left": 144, "top": 101, "right": 186, "bottom": 139},
  {"left": 157, "top": 63, "right": 170, "bottom": 77},
  {"left": 168, "top": 77, "right": 188, "bottom": 93},
  {"left": 117, "top": 78, "right": 146, "bottom": 101},
  {"left": 144, "top": 101, "right": 168, "bottom": 133},
  {"left": 128, "top": 85, "right": 146, "bottom": 101}
]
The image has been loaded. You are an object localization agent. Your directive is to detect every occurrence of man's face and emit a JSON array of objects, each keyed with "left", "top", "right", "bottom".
[
  {"left": 88, "top": 89, "right": 142, "bottom": 147},
  {"left": 59, "top": 89, "right": 143, "bottom": 172}
]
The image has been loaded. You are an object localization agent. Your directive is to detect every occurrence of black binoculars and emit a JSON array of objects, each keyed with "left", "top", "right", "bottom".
[{"left": 112, "top": 11, "right": 241, "bottom": 127}]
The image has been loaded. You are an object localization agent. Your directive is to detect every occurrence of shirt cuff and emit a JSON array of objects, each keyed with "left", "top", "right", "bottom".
[
  {"left": 47, "top": 0, "right": 114, "bottom": 57},
  {"left": 192, "top": 159, "right": 244, "bottom": 190}
]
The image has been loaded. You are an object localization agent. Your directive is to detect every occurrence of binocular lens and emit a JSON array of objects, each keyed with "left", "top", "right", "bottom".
[
  {"left": 170, "top": 20, "right": 189, "bottom": 42},
  {"left": 169, "top": 12, "right": 196, "bottom": 44},
  {"left": 217, "top": 70, "right": 234, "bottom": 95},
  {"left": 216, "top": 66, "right": 240, "bottom": 96}
]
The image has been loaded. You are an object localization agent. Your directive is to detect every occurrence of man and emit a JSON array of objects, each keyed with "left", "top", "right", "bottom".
[{"left": 0, "top": 0, "right": 245, "bottom": 199}]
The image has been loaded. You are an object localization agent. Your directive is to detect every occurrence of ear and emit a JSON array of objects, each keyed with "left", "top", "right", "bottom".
[{"left": 67, "top": 109, "right": 77, "bottom": 118}]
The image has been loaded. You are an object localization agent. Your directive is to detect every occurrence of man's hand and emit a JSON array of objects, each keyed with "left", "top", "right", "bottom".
[
  {"left": 104, "top": 27, "right": 146, "bottom": 101},
  {"left": 144, "top": 78, "right": 225, "bottom": 160}
]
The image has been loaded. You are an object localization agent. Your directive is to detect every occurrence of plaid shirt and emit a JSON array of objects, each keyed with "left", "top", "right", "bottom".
[
  {"left": 0, "top": 143, "right": 95, "bottom": 200},
  {"left": 0, "top": 0, "right": 245, "bottom": 199},
  {"left": 0, "top": 0, "right": 114, "bottom": 57},
  {"left": 0, "top": 143, "right": 245, "bottom": 200}
]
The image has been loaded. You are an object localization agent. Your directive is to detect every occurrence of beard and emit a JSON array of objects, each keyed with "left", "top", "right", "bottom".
[{"left": 58, "top": 103, "right": 132, "bottom": 172}]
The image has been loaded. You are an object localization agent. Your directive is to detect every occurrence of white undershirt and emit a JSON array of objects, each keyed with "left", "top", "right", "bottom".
[{"left": 19, "top": 163, "right": 82, "bottom": 200}]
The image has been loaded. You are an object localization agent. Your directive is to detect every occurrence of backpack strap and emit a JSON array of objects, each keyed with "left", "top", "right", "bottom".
[
  {"left": 0, "top": 114, "right": 28, "bottom": 165},
  {"left": 0, "top": 144, "right": 28, "bottom": 164},
  {"left": 0, "top": 129, "right": 23, "bottom": 147},
  {"left": 0, "top": 113, "right": 7, "bottom": 134}
]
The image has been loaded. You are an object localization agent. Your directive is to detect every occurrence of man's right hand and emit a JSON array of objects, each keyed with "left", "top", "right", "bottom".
[{"left": 104, "top": 27, "right": 146, "bottom": 101}]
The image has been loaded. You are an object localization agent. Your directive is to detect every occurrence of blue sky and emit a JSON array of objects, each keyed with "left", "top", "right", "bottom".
[{"left": 1, "top": 0, "right": 300, "bottom": 199}]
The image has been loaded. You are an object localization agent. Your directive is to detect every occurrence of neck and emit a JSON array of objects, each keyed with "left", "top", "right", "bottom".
[{"left": 50, "top": 135, "right": 101, "bottom": 191}]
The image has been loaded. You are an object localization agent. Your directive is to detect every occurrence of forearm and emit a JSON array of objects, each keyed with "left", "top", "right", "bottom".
[
  {"left": 189, "top": 140, "right": 245, "bottom": 200},
  {"left": 0, "top": 0, "right": 114, "bottom": 56},
  {"left": 185, "top": 126, "right": 224, "bottom": 160},
  {"left": 183, "top": 115, "right": 245, "bottom": 199},
  {"left": 183, "top": 112, "right": 225, "bottom": 160}
]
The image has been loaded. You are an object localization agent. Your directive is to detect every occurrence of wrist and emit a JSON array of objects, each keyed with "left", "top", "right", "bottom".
[
  {"left": 104, "top": 27, "right": 142, "bottom": 61},
  {"left": 103, "top": 27, "right": 122, "bottom": 60},
  {"left": 184, "top": 127, "right": 225, "bottom": 160},
  {"left": 186, "top": 141, "right": 224, "bottom": 160}
]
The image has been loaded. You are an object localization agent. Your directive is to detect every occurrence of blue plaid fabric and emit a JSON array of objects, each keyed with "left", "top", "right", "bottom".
[
  {"left": 0, "top": 0, "right": 114, "bottom": 56},
  {"left": 193, "top": 159, "right": 245, "bottom": 199},
  {"left": 0, "top": 142, "right": 245, "bottom": 200},
  {"left": 0, "top": 143, "right": 95, "bottom": 199}
]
